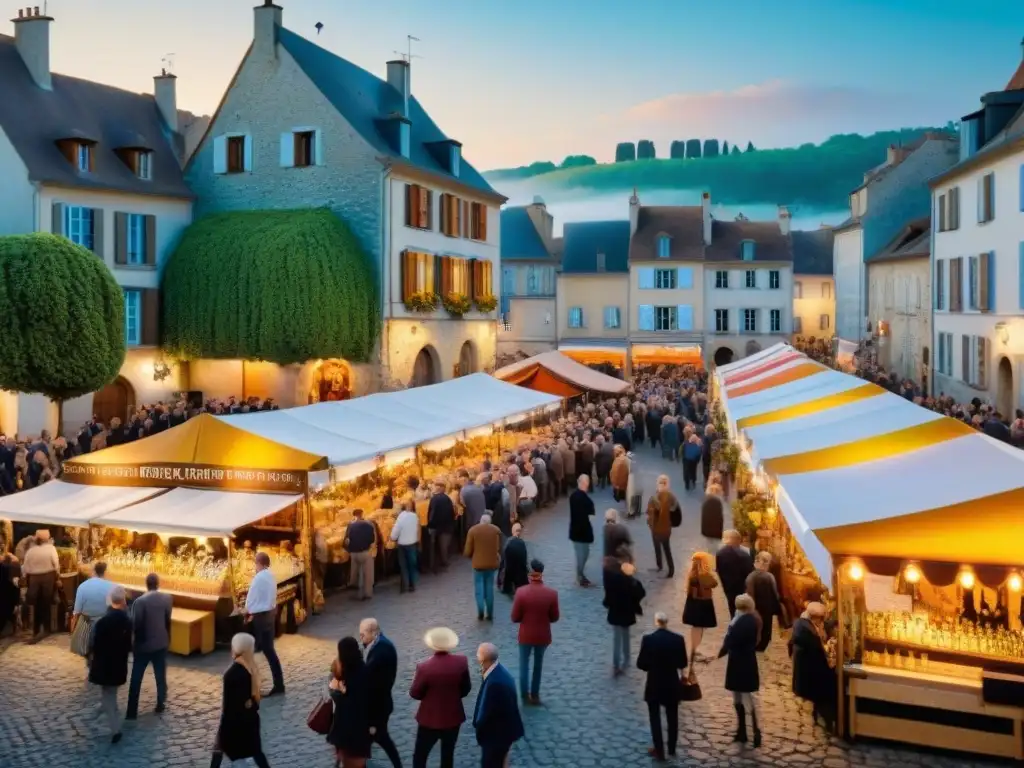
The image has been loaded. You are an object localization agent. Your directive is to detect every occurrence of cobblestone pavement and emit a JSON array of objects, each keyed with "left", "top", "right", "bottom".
[{"left": 0, "top": 445, "right": 1002, "bottom": 768}]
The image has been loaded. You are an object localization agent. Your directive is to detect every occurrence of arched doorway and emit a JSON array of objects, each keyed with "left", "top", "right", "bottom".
[
  {"left": 457, "top": 340, "right": 477, "bottom": 377},
  {"left": 92, "top": 376, "right": 135, "bottom": 425},
  {"left": 997, "top": 356, "right": 1014, "bottom": 417},
  {"left": 745, "top": 340, "right": 762, "bottom": 357},
  {"left": 411, "top": 345, "right": 440, "bottom": 388},
  {"left": 714, "top": 347, "right": 735, "bottom": 367},
  {"left": 308, "top": 360, "right": 352, "bottom": 403}
]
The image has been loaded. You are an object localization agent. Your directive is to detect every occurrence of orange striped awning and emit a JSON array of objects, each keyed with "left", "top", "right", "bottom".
[
  {"left": 736, "top": 383, "right": 886, "bottom": 429},
  {"left": 726, "top": 363, "right": 824, "bottom": 399},
  {"left": 724, "top": 351, "right": 803, "bottom": 386}
]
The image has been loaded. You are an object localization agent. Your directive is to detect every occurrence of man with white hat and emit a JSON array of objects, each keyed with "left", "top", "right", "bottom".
[
  {"left": 22, "top": 529, "right": 59, "bottom": 642},
  {"left": 410, "top": 627, "right": 471, "bottom": 768}
]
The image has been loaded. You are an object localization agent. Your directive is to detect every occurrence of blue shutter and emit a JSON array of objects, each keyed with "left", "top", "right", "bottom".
[
  {"left": 1019, "top": 243, "right": 1024, "bottom": 309},
  {"left": 988, "top": 251, "right": 996, "bottom": 313},
  {"left": 638, "top": 304, "right": 655, "bottom": 330},
  {"left": 938, "top": 332, "right": 945, "bottom": 374},
  {"left": 638, "top": 267, "right": 655, "bottom": 289},
  {"left": 676, "top": 304, "right": 693, "bottom": 331},
  {"left": 676, "top": 267, "right": 693, "bottom": 289},
  {"left": 1019, "top": 165, "right": 1024, "bottom": 211}
]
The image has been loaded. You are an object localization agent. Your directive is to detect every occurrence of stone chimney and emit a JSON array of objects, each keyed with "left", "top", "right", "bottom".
[
  {"left": 12, "top": 6, "right": 53, "bottom": 91},
  {"left": 387, "top": 59, "right": 411, "bottom": 118},
  {"left": 154, "top": 69, "right": 178, "bottom": 133},
  {"left": 701, "top": 192, "right": 712, "bottom": 245},
  {"left": 253, "top": 0, "right": 282, "bottom": 60},
  {"left": 628, "top": 188, "right": 640, "bottom": 238},
  {"left": 777, "top": 205, "right": 791, "bottom": 235}
]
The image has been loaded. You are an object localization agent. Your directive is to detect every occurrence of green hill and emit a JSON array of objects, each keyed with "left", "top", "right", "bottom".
[{"left": 484, "top": 126, "right": 954, "bottom": 209}]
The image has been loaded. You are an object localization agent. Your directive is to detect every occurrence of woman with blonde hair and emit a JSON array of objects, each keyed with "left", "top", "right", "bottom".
[
  {"left": 681, "top": 551, "right": 718, "bottom": 659},
  {"left": 210, "top": 633, "right": 272, "bottom": 768}
]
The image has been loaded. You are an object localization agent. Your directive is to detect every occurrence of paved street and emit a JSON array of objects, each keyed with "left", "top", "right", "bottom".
[{"left": 0, "top": 444, "right": 999, "bottom": 768}]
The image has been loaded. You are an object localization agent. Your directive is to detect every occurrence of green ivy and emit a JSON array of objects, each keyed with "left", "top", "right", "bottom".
[
  {"left": 0, "top": 233, "right": 125, "bottom": 400},
  {"left": 161, "top": 209, "right": 380, "bottom": 365}
]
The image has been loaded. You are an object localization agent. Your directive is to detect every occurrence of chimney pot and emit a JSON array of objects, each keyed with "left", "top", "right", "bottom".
[
  {"left": 33, "top": 6, "right": 39, "bottom": 15},
  {"left": 386, "top": 59, "right": 411, "bottom": 119},
  {"left": 17, "top": 9, "right": 22, "bottom": 17},
  {"left": 13, "top": 5, "right": 52, "bottom": 90},
  {"left": 701, "top": 192, "right": 712, "bottom": 246}
]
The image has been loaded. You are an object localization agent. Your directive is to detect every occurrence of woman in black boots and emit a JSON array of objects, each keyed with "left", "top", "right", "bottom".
[{"left": 718, "top": 594, "right": 762, "bottom": 747}]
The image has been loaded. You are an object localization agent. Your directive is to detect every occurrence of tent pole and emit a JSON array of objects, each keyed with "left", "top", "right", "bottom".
[
  {"left": 226, "top": 536, "right": 239, "bottom": 612},
  {"left": 834, "top": 562, "right": 846, "bottom": 739},
  {"left": 302, "top": 493, "right": 314, "bottom": 615}
]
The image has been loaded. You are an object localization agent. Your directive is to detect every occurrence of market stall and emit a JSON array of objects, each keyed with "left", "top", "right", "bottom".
[
  {"left": 631, "top": 343, "right": 703, "bottom": 368},
  {"left": 495, "top": 351, "right": 629, "bottom": 397},
  {"left": 557, "top": 343, "right": 628, "bottom": 369}
]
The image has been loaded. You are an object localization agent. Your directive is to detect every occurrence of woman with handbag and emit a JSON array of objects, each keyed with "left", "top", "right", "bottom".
[
  {"left": 327, "top": 636, "right": 371, "bottom": 768},
  {"left": 681, "top": 552, "right": 718, "bottom": 661},
  {"left": 718, "top": 594, "right": 762, "bottom": 747},
  {"left": 211, "top": 634, "right": 272, "bottom": 768}
]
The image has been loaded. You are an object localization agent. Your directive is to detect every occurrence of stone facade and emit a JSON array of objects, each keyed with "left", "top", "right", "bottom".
[
  {"left": 792, "top": 274, "right": 835, "bottom": 339},
  {"left": 866, "top": 256, "right": 931, "bottom": 384}
]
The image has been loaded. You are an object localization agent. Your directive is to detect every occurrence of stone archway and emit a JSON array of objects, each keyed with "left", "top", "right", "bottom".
[
  {"left": 714, "top": 346, "right": 735, "bottom": 367},
  {"left": 996, "top": 356, "right": 1014, "bottom": 417},
  {"left": 457, "top": 340, "right": 478, "bottom": 377},
  {"left": 92, "top": 376, "right": 135, "bottom": 426},
  {"left": 308, "top": 359, "right": 352, "bottom": 403},
  {"left": 412, "top": 345, "right": 441, "bottom": 388},
  {"left": 744, "top": 340, "right": 762, "bottom": 357}
]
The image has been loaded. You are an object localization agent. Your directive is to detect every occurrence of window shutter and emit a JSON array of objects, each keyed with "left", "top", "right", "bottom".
[
  {"left": 470, "top": 258, "right": 480, "bottom": 300},
  {"left": 441, "top": 255, "right": 453, "bottom": 296},
  {"left": 91, "top": 208, "right": 105, "bottom": 257},
  {"left": 977, "top": 336, "right": 987, "bottom": 388},
  {"left": 314, "top": 129, "right": 324, "bottom": 166},
  {"left": 420, "top": 189, "right": 431, "bottom": 229},
  {"left": 114, "top": 212, "right": 128, "bottom": 265},
  {"left": 141, "top": 288, "right": 160, "bottom": 346},
  {"left": 677, "top": 267, "right": 693, "bottom": 289},
  {"left": 989, "top": 175, "right": 995, "bottom": 219},
  {"left": 977, "top": 177, "right": 985, "bottom": 222},
  {"left": 961, "top": 335, "right": 970, "bottom": 382},
  {"left": 401, "top": 251, "right": 414, "bottom": 300},
  {"left": 938, "top": 194, "right": 946, "bottom": 231},
  {"left": 937, "top": 333, "right": 945, "bottom": 374},
  {"left": 280, "top": 132, "right": 294, "bottom": 167},
  {"left": 951, "top": 187, "right": 960, "bottom": 229},
  {"left": 934, "top": 260, "right": 942, "bottom": 309},
  {"left": 144, "top": 214, "right": 157, "bottom": 265},
  {"left": 404, "top": 185, "right": 413, "bottom": 226},
  {"left": 243, "top": 135, "right": 253, "bottom": 172},
  {"left": 638, "top": 304, "right": 655, "bottom": 331},
  {"left": 478, "top": 205, "right": 488, "bottom": 241},
  {"left": 454, "top": 197, "right": 462, "bottom": 237},
  {"left": 461, "top": 200, "right": 470, "bottom": 237},
  {"left": 51, "top": 202, "right": 64, "bottom": 235},
  {"left": 638, "top": 267, "right": 655, "bottom": 289},
  {"left": 677, "top": 304, "right": 693, "bottom": 331},
  {"left": 212, "top": 136, "right": 227, "bottom": 174},
  {"left": 440, "top": 194, "right": 450, "bottom": 235}
]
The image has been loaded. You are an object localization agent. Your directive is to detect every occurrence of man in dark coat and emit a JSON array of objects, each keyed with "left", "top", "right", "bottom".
[
  {"left": 611, "top": 420, "right": 632, "bottom": 452},
  {"left": 410, "top": 627, "right": 472, "bottom": 768},
  {"left": 716, "top": 530, "right": 754, "bottom": 619},
  {"left": 500, "top": 523, "right": 529, "bottom": 596},
  {"left": 427, "top": 481, "right": 456, "bottom": 573},
  {"left": 473, "top": 642, "right": 524, "bottom": 767},
  {"left": 603, "top": 508, "right": 634, "bottom": 563},
  {"left": 89, "top": 586, "right": 133, "bottom": 744},
  {"left": 360, "top": 618, "right": 402, "bottom": 768},
  {"left": 594, "top": 437, "right": 615, "bottom": 489},
  {"left": 636, "top": 612, "right": 688, "bottom": 761},
  {"left": 568, "top": 475, "right": 596, "bottom": 586}
]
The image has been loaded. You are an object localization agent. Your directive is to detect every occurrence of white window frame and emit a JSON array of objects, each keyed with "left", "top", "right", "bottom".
[
  {"left": 568, "top": 307, "right": 583, "bottom": 328},
  {"left": 715, "top": 270, "right": 729, "bottom": 289},
  {"left": 715, "top": 308, "right": 729, "bottom": 332},
  {"left": 769, "top": 270, "right": 780, "bottom": 290},
  {"left": 126, "top": 213, "right": 146, "bottom": 265},
  {"left": 743, "top": 308, "right": 757, "bottom": 332},
  {"left": 744, "top": 269, "right": 756, "bottom": 289},
  {"left": 603, "top": 306, "right": 621, "bottom": 329},
  {"left": 655, "top": 306, "right": 677, "bottom": 331},
  {"left": 64, "top": 206, "right": 94, "bottom": 250},
  {"left": 655, "top": 268, "right": 677, "bottom": 289},
  {"left": 770, "top": 309, "right": 781, "bottom": 333},
  {"left": 137, "top": 151, "right": 152, "bottom": 180},
  {"left": 123, "top": 289, "right": 141, "bottom": 345}
]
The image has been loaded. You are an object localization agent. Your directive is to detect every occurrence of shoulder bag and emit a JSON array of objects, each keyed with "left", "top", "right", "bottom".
[
  {"left": 307, "top": 694, "right": 333, "bottom": 735},
  {"left": 679, "top": 653, "right": 702, "bottom": 702}
]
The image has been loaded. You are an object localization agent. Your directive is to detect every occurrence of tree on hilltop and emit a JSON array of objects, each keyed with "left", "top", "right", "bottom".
[
  {"left": 637, "top": 140, "right": 656, "bottom": 160},
  {"left": 746, "top": 141, "right": 756, "bottom": 152},
  {"left": 722, "top": 140, "right": 730, "bottom": 155},
  {"left": 703, "top": 139, "right": 720, "bottom": 158},
  {"left": 731, "top": 145, "right": 741, "bottom": 155},
  {"left": 615, "top": 142, "right": 636, "bottom": 162},
  {"left": 669, "top": 140, "right": 686, "bottom": 159},
  {"left": 685, "top": 139, "right": 702, "bottom": 159},
  {"left": 561, "top": 155, "right": 596, "bottom": 168}
]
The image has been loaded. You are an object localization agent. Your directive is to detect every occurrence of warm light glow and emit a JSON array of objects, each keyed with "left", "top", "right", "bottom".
[
  {"left": 903, "top": 563, "right": 921, "bottom": 584},
  {"left": 1009, "top": 573, "right": 1023, "bottom": 592},
  {"left": 196, "top": 536, "right": 207, "bottom": 546},
  {"left": 958, "top": 569, "right": 976, "bottom": 590},
  {"left": 847, "top": 562, "right": 864, "bottom": 582}
]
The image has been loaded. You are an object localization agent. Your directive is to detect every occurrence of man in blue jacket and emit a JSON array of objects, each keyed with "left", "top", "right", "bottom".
[{"left": 473, "top": 642, "right": 524, "bottom": 768}]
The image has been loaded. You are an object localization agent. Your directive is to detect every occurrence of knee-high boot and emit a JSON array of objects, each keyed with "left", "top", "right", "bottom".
[
  {"left": 732, "top": 703, "right": 748, "bottom": 743},
  {"left": 751, "top": 706, "right": 762, "bottom": 747}
]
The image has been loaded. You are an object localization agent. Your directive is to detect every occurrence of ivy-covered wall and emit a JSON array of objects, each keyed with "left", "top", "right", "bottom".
[{"left": 161, "top": 209, "right": 379, "bottom": 364}]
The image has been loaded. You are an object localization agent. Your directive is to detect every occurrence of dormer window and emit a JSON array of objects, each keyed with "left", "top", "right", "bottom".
[
  {"left": 56, "top": 134, "right": 98, "bottom": 173},
  {"left": 741, "top": 240, "right": 755, "bottom": 261},
  {"left": 76, "top": 143, "right": 91, "bottom": 172},
  {"left": 136, "top": 151, "right": 152, "bottom": 180},
  {"left": 657, "top": 235, "right": 671, "bottom": 258},
  {"left": 596, "top": 252, "right": 606, "bottom": 272}
]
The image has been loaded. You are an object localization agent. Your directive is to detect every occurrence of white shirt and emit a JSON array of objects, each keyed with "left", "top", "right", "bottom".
[
  {"left": 73, "top": 576, "right": 114, "bottom": 619},
  {"left": 22, "top": 542, "right": 59, "bottom": 575},
  {"left": 245, "top": 567, "right": 278, "bottom": 614},
  {"left": 518, "top": 475, "right": 538, "bottom": 500},
  {"left": 390, "top": 510, "right": 420, "bottom": 546}
]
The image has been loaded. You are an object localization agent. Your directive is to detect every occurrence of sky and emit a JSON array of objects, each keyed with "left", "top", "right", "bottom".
[{"left": 20, "top": 0, "right": 1024, "bottom": 170}]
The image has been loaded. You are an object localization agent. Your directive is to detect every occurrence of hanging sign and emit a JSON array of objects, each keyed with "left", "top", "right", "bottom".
[{"left": 62, "top": 461, "right": 308, "bottom": 494}]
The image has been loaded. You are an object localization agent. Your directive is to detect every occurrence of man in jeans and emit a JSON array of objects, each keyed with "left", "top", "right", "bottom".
[
  {"left": 389, "top": 500, "right": 421, "bottom": 593},
  {"left": 344, "top": 508, "right": 377, "bottom": 601},
  {"left": 568, "top": 474, "right": 595, "bottom": 586},
  {"left": 463, "top": 513, "right": 502, "bottom": 620},
  {"left": 510, "top": 559, "right": 560, "bottom": 704},
  {"left": 126, "top": 573, "right": 172, "bottom": 719},
  {"left": 427, "top": 480, "right": 456, "bottom": 573},
  {"left": 244, "top": 552, "right": 285, "bottom": 696}
]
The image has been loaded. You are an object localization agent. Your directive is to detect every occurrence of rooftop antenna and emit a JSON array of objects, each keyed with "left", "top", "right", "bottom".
[
  {"left": 393, "top": 35, "right": 422, "bottom": 63},
  {"left": 161, "top": 54, "right": 176, "bottom": 75},
  {"left": 315, "top": 21, "right": 323, "bottom": 35}
]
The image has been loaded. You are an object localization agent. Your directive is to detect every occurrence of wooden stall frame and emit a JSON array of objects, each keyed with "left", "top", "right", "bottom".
[{"left": 835, "top": 561, "right": 846, "bottom": 739}]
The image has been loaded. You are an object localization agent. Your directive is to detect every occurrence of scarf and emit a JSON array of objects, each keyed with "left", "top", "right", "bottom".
[{"left": 234, "top": 652, "right": 262, "bottom": 701}]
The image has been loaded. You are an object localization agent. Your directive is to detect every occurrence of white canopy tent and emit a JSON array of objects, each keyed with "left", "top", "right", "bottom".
[
  {"left": 715, "top": 342, "right": 792, "bottom": 374},
  {"left": 726, "top": 372, "right": 869, "bottom": 424},
  {"left": 0, "top": 483, "right": 167, "bottom": 527}
]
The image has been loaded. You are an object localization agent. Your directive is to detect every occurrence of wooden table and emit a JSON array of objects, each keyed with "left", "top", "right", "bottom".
[{"left": 169, "top": 607, "right": 215, "bottom": 656}]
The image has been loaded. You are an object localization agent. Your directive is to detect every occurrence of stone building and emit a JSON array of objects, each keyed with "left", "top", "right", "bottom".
[{"left": 791, "top": 227, "right": 836, "bottom": 342}]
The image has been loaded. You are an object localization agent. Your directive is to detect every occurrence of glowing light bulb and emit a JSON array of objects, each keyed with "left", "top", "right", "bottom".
[
  {"left": 1009, "top": 573, "right": 1023, "bottom": 593},
  {"left": 904, "top": 564, "right": 921, "bottom": 584},
  {"left": 196, "top": 536, "right": 207, "bottom": 546},
  {"left": 847, "top": 563, "right": 864, "bottom": 582},
  {"left": 958, "top": 569, "right": 975, "bottom": 590}
]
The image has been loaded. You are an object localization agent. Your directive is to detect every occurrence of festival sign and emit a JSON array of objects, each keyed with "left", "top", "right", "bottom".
[{"left": 62, "top": 461, "right": 308, "bottom": 494}]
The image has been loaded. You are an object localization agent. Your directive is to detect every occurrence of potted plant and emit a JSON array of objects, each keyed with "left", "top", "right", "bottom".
[
  {"left": 474, "top": 294, "right": 498, "bottom": 313},
  {"left": 404, "top": 291, "right": 439, "bottom": 313},
  {"left": 442, "top": 291, "right": 472, "bottom": 317}
]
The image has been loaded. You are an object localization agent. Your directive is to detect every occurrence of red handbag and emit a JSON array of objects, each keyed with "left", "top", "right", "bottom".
[{"left": 307, "top": 696, "right": 333, "bottom": 735}]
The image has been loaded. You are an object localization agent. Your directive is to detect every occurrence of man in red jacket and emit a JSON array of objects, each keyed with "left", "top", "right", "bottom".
[
  {"left": 510, "top": 559, "right": 560, "bottom": 705},
  {"left": 409, "top": 626, "right": 472, "bottom": 768}
]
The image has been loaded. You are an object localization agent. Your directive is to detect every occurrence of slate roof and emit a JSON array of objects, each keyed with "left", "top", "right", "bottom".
[
  {"left": 0, "top": 34, "right": 191, "bottom": 199},
  {"left": 791, "top": 228, "right": 835, "bottom": 275},
  {"left": 630, "top": 206, "right": 704, "bottom": 262},
  {"left": 561, "top": 220, "right": 630, "bottom": 273},
  {"left": 500, "top": 206, "right": 550, "bottom": 260},
  {"left": 278, "top": 27, "right": 500, "bottom": 201},
  {"left": 866, "top": 216, "right": 931, "bottom": 263},
  {"left": 705, "top": 220, "right": 792, "bottom": 262}
]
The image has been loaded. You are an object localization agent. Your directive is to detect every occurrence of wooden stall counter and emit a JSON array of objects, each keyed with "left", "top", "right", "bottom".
[
  {"left": 846, "top": 663, "right": 1024, "bottom": 761},
  {"left": 169, "top": 607, "right": 216, "bottom": 656}
]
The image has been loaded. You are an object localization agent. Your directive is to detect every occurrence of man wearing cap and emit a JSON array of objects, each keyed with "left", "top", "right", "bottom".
[
  {"left": 22, "top": 529, "right": 59, "bottom": 642},
  {"left": 510, "top": 559, "right": 560, "bottom": 705},
  {"left": 410, "top": 626, "right": 472, "bottom": 768}
]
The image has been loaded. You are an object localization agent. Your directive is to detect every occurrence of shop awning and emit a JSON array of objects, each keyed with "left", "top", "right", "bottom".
[
  {"left": 96, "top": 487, "right": 303, "bottom": 537},
  {"left": 558, "top": 342, "right": 627, "bottom": 367},
  {"left": 495, "top": 352, "right": 629, "bottom": 396},
  {"left": 716, "top": 342, "right": 792, "bottom": 374},
  {"left": 728, "top": 372, "right": 870, "bottom": 423},
  {"left": 631, "top": 344, "right": 703, "bottom": 367},
  {"left": 0, "top": 482, "right": 167, "bottom": 527}
]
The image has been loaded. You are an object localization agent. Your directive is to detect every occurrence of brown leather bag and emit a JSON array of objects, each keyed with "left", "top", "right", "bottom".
[{"left": 307, "top": 695, "right": 332, "bottom": 735}]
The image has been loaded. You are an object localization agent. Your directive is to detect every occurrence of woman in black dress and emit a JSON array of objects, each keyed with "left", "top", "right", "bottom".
[
  {"left": 328, "top": 636, "right": 371, "bottom": 768},
  {"left": 211, "top": 633, "right": 271, "bottom": 768},
  {"left": 745, "top": 551, "right": 782, "bottom": 652},
  {"left": 718, "top": 594, "right": 762, "bottom": 746},
  {"left": 789, "top": 602, "right": 836, "bottom": 732},
  {"left": 681, "top": 551, "right": 718, "bottom": 661}
]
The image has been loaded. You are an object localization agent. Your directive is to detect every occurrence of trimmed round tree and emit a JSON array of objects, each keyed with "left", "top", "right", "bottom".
[
  {"left": 0, "top": 233, "right": 125, "bottom": 406},
  {"left": 161, "top": 208, "right": 379, "bottom": 365}
]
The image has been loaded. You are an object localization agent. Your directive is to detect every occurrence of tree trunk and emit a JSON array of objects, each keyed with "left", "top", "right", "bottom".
[{"left": 54, "top": 397, "right": 64, "bottom": 439}]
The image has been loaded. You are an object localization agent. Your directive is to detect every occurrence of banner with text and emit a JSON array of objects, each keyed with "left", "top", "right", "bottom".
[{"left": 62, "top": 462, "right": 308, "bottom": 494}]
